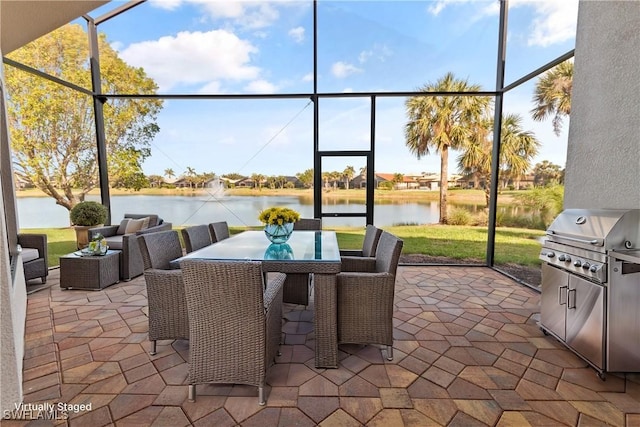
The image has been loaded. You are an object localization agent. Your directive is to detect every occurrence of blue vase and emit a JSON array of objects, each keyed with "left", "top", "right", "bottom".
[
  {"left": 264, "top": 222, "right": 294, "bottom": 244},
  {"left": 264, "top": 243, "right": 294, "bottom": 260}
]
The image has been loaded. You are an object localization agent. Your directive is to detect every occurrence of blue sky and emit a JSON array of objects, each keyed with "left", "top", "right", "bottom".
[{"left": 85, "top": 0, "right": 578, "bottom": 178}]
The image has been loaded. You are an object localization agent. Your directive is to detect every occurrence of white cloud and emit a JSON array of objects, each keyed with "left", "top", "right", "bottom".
[
  {"left": 288, "top": 26, "right": 305, "bottom": 44},
  {"left": 149, "top": 0, "right": 286, "bottom": 30},
  {"left": 148, "top": 0, "right": 183, "bottom": 10},
  {"left": 198, "top": 81, "right": 222, "bottom": 94},
  {"left": 428, "top": 0, "right": 498, "bottom": 17},
  {"left": 331, "top": 61, "right": 363, "bottom": 79},
  {"left": 426, "top": 0, "right": 578, "bottom": 47},
  {"left": 302, "top": 73, "right": 314, "bottom": 82},
  {"left": 358, "top": 44, "right": 392, "bottom": 64},
  {"left": 119, "top": 30, "right": 260, "bottom": 91},
  {"left": 427, "top": 1, "right": 448, "bottom": 16},
  {"left": 514, "top": 0, "right": 579, "bottom": 47},
  {"left": 244, "top": 79, "right": 277, "bottom": 94}
]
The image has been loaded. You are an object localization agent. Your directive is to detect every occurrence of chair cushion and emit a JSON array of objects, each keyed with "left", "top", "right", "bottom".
[
  {"left": 125, "top": 217, "right": 147, "bottom": 234},
  {"left": 104, "top": 235, "right": 123, "bottom": 250},
  {"left": 125, "top": 214, "right": 159, "bottom": 227},
  {"left": 117, "top": 219, "right": 130, "bottom": 235},
  {"left": 22, "top": 248, "right": 39, "bottom": 263}
]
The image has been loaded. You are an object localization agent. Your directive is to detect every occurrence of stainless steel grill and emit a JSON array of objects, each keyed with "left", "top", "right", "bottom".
[{"left": 539, "top": 208, "right": 640, "bottom": 376}]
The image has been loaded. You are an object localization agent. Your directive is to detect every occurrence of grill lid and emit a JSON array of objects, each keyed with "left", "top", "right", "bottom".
[{"left": 546, "top": 209, "right": 640, "bottom": 252}]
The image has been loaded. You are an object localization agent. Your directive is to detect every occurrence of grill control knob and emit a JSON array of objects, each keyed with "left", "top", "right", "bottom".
[
  {"left": 573, "top": 260, "right": 582, "bottom": 267},
  {"left": 564, "top": 256, "right": 572, "bottom": 263},
  {"left": 546, "top": 252, "right": 555, "bottom": 258},
  {"left": 558, "top": 254, "right": 566, "bottom": 261},
  {"left": 590, "top": 265, "right": 599, "bottom": 273},
  {"left": 582, "top": 262, "right": 591, "bottom": 270}
]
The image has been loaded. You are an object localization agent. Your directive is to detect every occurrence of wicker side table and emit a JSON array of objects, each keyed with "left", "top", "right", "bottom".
[{"left": 60, "top": 250, "right": 121, "bottom": 290}]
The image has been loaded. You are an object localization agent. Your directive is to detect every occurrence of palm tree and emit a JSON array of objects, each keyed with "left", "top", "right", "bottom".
[
  {"left": 499, "top": 114, "right": 539, "bottom": 190},
  {"left": 184, "top": 167, "right": 196, "bottom": 189},
  {"left": 251, "top": 173, "right": 265, "bottom": 189},
  {"left": 458, "top": 113, "right": 540, "bottom": 207},
  {"left": 342, "top": 166, "right": 355, "bottom": 189},
  {"left": 330, "top": 171, "right": 342, "bottom": 190},
  {"left": 164, "top": 168, "right": 175, "bottom": 180},
  {"left": 531, "top": 60, "right": 573, "bottom": 136},
  {"left": 405, "top": 72, "right": 491, "bottom": 223},
  {"left": 147, "top": 174, "right": 164, "bottom": 188},
  {"left": 393, "top": 173, "right": 404, "bottom": 190},
  {"left": 322, "top": 172, "right": 331, "bottom": 190}
]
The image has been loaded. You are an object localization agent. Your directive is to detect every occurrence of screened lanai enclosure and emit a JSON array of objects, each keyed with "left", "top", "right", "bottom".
[{"left": 3, "top": 0, "right": 579, "bottom": 288}]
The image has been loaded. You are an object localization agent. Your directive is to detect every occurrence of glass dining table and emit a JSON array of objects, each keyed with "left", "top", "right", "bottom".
[{"left": 174, "top": 230, "right": 342, "bottom": 368}]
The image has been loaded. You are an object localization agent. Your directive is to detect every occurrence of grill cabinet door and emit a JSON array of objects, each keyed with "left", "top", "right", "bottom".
[
  {"left": 607, "top": 256, "right": 640, "bottom": 372},
  {"left": 541, "top": 264, "right": 567, "bottom": 340},
  {"left": 566, "top": 275, "right": 605, "bottom": 370}
]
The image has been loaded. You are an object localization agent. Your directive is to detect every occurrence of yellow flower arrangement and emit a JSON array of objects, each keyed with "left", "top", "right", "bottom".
[{"left": 258, "top": 207, "right": 300, "bottom": 226}]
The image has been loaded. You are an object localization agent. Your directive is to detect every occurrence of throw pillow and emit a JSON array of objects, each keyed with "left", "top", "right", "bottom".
[
  {"left": 140, "top": 216, "right": 150, "bottom": 230},
  {"left": 124, "top": 218, "right": 146, "bottom": 234},
  {"left": 116, "top": 219, "right": 130, "bottom": 235}
]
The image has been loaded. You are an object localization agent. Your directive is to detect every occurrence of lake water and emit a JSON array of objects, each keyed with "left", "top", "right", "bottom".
[{"left": 17, "top": 194, "right": 503, "bottom": 228}]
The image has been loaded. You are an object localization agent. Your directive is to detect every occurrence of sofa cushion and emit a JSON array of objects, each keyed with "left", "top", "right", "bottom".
[
  {"left": 125, "top": 218, "right": 147, "bottom": 234},
  {"left": 22, "top": 248, "right": 39, "bottom": 263},
  {"left": 104, "top": 235, "right": 123, "bottom": 250},
  {"left": 117, "top": 219, "right": 130, "bottom": 235},
  {"left": 125, "top": 214, "right": 159, "bottom": 228}
]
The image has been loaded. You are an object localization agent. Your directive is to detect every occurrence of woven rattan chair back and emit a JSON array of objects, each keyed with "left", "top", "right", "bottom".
[
  {"left": 181, "top": 259, "right": 285, "bottom": 405},
  {"left": 138, "top": 230, "right": 188, "bottom": 355},
  {"left": 208, "top": 221, "right": 230, "bottom": 243},
  {"left": 138, "top": 230, "right": 183, "bottom": 270},
  {"left": 337, "top": 231, "right": 403, "bottom": 361},
  {"left": 361, "top": 225, "right": 383, "bottom": 257},
  {"left": 374, "top": 231, "right": 404, "bottom": 276},
  {"left": 181, "top": 225, "right": 212, "bottom": 253},
  {"left": 293, "top": 218, "right": 322, "bottom": 230}
]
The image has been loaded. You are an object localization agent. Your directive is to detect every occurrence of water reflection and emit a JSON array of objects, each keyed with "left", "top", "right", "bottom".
[
  {"left": 16, "top": 194, "right": 533, "bottom": 228},
  {"left": 264, "top": 243, "right": 294, "bottom": 260}
]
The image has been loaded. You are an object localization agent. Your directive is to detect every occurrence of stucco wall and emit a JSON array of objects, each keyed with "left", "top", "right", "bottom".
[
  {"left": 0, "top": 46, "right": 27, "bottom": 412},
  {"left": 564, "top": 1, "right": 640, "bottom": 209},
  {"left": 0, "top": 190, "right": 27, "bottom": 413}
]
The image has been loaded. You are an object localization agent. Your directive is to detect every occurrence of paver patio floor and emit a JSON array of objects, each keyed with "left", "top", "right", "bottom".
[{"left": 10, "top": 266, "right": 640, "bottom": 426}]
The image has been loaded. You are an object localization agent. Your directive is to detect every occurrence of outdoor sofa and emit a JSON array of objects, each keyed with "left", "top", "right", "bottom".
[{"left": 89, "top": 213, "right": 172, "bottom": 281}]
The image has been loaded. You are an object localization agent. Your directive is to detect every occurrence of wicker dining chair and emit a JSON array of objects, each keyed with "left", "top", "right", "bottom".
[
  {"left": 181, "top": 260, "right": 285, "bottom": 405},
  {"left": 138, "top": 230, "right": 189, "bottom": 355},
  {"left": 181, "top": 224, "right": 212, "bottom": 253},
  {"left": 294, "top": 218, "right": 322, "bottom": 231},
  {"left": 282, "top": 218, "right": 322, "bottom": 305},
  {"left": 337, "top": 231, "right": 403, "bottom": 361},
  {"left": 208, "top": 221, "right": 230, "bottom": 243},
  {"left": 339, "top": 224, "right": 382, "bottom": 259}
]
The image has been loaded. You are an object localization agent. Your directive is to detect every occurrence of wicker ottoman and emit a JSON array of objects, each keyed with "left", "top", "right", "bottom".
[{"left": 60, "top": 250, "right": 121, "bottom": 290}]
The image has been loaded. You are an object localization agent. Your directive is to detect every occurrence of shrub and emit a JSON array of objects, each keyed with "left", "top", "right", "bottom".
[
  {"left": 447, "top": 208, "right": 473, "bottom": 226},
  {"left": 473, "top": 210, "right": 489, "bottom": 226},
  {"left": 69, "top": 201, "right": 108, "bottom": 226}
]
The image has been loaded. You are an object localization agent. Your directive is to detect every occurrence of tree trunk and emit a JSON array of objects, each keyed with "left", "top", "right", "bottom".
[{"left": 439, "top": 148, "right": 448, "bottom": 224}]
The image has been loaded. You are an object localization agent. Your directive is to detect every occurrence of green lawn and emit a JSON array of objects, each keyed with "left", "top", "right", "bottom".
[{"left": 22, "top": 225, "right": 544, "bottom": 268}]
